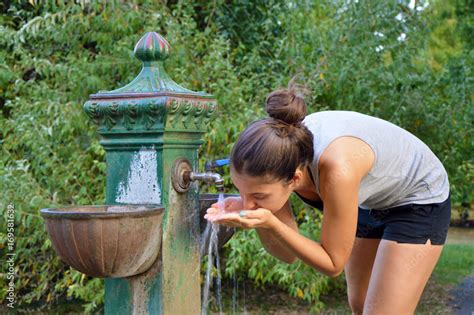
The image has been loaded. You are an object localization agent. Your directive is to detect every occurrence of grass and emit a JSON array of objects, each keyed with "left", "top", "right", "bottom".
[{"left": 433, "top": 243, "right": 474, "bottom": 285}]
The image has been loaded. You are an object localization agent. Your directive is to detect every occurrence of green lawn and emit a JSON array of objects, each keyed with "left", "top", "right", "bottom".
[{"left": 433, "top": 243, "right": 474, "bottom": 285}]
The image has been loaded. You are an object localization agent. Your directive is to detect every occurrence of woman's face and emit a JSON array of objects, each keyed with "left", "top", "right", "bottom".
[{"left": 230, "top": 170, "right": 297, "bottom": 212}]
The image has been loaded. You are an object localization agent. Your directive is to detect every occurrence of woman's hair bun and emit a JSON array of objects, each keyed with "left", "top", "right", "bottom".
[{"left": 265, "top": 76, "right": 309, "bottom": 124}]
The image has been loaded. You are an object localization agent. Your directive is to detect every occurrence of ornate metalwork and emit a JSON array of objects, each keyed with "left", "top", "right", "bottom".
[{"left": 83, "top": 32, "right": 216, "bottom": 134}]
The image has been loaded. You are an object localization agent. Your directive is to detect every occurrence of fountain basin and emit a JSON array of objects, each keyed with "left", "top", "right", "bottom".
[
  {"left": 40, "top": 205, "right": 164, "bottom": 278},
  {"left": 199, "top": 194, "right": 237, "bottom": 255}
]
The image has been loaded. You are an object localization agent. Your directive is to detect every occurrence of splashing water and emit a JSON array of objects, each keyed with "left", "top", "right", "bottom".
[{"left": 201, "top": 193, "right": 225, "bottom": 315}]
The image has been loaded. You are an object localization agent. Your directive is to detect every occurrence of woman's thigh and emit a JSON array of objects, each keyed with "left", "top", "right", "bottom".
[
  {"left": 363, "top": 239, "right": 443, "bottom": 315},
  {"left": 344, "top": 237, "right": 381, "bottom": 313}
]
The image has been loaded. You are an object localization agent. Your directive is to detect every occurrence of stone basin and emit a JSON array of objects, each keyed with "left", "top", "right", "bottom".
[{"left": 40, "top": 205, "right": 164, "bottom": 278}]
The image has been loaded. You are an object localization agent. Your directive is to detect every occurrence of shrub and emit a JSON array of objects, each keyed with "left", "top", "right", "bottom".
[{"left": 0, "top": 0, "right": 471, "bottom": 312}]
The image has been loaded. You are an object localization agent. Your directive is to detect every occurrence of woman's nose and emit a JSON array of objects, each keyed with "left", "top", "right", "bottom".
[{"left": 242, "top": 197, "right": 258, "bottom": 210}]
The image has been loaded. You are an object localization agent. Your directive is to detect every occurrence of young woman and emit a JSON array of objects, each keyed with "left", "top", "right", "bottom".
[{"left": 204, "top": 85, "right": 451, "bottom": 315}]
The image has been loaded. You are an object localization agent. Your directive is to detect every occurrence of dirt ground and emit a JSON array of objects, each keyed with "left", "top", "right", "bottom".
[{"left": 208, "top": 275, "right": 456, "bottom": 314}]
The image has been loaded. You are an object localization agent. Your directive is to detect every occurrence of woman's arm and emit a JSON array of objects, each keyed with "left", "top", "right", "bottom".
[
  {"left": 266, "top": 164, "right": 359, "bottom": 277},
  {"left": 255, "top": 200, "right": 298, "bottom": 264},
  {"left": 242, "top": 163, "right": 359, "bottom": 277}
]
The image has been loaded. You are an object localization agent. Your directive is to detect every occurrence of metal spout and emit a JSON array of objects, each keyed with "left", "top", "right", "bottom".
[{"left": 188, "top": 171, "right": 224, "bottom": 191}]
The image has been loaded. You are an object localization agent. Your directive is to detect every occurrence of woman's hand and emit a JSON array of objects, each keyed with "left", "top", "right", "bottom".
[
  {"left": 213, "top": 196, "right": 244, "bottom": 213},
  {"left": 204, "top": 197, "right": 276, "bottom": 229}
]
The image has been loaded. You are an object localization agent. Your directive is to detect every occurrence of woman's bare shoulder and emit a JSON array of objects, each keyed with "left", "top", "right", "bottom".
[{"left": 319, "top": 136, "right": 375, "bottom": 179}]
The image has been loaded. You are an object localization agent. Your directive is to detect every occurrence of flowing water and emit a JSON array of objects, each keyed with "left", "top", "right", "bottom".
[{"left": 201, "top": 193, "right": 225, "bottom": 315}]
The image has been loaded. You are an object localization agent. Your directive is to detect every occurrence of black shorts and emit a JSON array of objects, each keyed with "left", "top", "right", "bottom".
[{"left": 356, "top": 194, "right": 451, "bottom": 245}]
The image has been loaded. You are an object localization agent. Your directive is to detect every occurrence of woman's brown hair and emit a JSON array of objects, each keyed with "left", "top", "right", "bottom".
[{"left": 230, "top": 80, "right": 314, "bottom": 183}]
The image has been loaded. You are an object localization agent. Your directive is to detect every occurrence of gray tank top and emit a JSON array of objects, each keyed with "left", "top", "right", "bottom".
[{"left": 303, "top": 111, "right": 449, "bottom": 210}]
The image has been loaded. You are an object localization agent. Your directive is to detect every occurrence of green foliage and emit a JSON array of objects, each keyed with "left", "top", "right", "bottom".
[{"left": 0, "top": 0, "right": 472, "bottom": 312}]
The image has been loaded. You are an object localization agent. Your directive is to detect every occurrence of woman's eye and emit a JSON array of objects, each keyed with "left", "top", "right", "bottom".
[{"left": 253, "top": 195, "right": 266, "bottom": 200}]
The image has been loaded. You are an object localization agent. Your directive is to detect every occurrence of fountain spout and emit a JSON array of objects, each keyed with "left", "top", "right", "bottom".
[
  {"left": 187, "top": 171, "right": 224, "bottom": 191},
  {"left": 199, "top": 158, "right": 229, "bottom": 192}
]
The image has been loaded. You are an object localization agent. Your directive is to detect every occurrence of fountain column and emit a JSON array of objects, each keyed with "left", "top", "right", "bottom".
[{"left": 83, "top": 32, "right": 217, "bottom": 314}]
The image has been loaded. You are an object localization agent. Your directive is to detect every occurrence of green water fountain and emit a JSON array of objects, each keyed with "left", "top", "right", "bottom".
[{"left": 40, "top": 32, "right": 234, "bottom": 314}]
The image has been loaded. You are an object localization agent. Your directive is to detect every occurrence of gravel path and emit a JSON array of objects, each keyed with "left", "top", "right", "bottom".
[{"left": 450, "top": 274, "right": 474, "bottom": 315}]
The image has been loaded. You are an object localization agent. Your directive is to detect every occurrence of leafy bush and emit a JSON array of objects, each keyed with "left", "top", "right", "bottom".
[{"left": 0, "top": 0, "right": 472, "bottom": 313}]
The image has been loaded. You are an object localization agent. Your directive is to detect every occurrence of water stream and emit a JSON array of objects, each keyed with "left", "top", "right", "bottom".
[{"left": 201, "top": 193, "right": 225, "bottom": 315}]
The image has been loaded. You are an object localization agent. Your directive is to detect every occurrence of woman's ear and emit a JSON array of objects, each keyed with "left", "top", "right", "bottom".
[{"left": 289, "top": 168, "right": 304, "bottom": 189}]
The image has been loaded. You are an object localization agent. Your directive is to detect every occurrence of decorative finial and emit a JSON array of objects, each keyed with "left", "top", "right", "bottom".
[
  {"left": 134, "top": 32, "right": 171, "bottom": 62},
  {"left": 89, "top": 31, "right": 212, "bottom": 96}
]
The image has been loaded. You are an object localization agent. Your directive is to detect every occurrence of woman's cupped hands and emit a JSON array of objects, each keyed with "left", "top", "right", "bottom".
[{"left": 204, "top": 196, "right": 275, "bottom": 229}]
